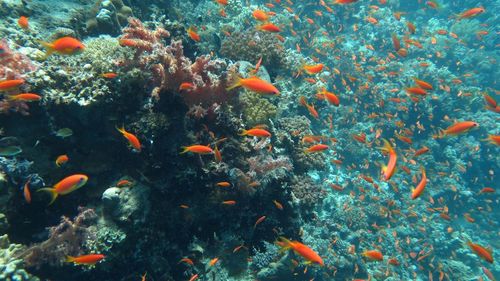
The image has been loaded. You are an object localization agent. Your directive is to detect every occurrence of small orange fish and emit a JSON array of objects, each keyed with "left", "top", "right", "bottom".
[
  {"left": 66, "top": 254, "right": 105, "bottom": 265},
  {"left": 0, "top": 79, "right": 25, "bottom": 91},
  {"left": 216, "top": 181, "right": 231, "bottom": 187},
  {"left": 116, "top": 179, "right": 134, "bottom": 187},
  {"left": 478, "top": 187, "right": 494, "bottom": 194},
  {"left": 253, "top": 215, "right": 266, "bottom": 229},
  {"left": 414, "top": 146, "right": 429, "bottom": 157},
  {"left": 116, "top": 125, "right": 142, "bottom": 152},
  {"left": 362, "top": 250, "right": 383, "bottom": 261},
  {"left": 180, "top": 144, "right": 213, "bottom": 154},
  {"left": 222, "top": 200, "right": 236, "bottom": 205},
  {"left": 304, "top": 144, "right": 328, "bottom": 153},
  {"left": 318, "top": 88, "right": 340, "bottom": 106},
  {"left": 101, "top": 73, "right": 118, "bottom": 79},
  {"left": 37, "top": 174, "right": 88, "bottom": 205},
  {"left": 208, "top": 257, "right": 220, "bottom": 267},
  {"left": 188, "top": 274, "right": 199, "bottom": 281},
  {"left": 257, "top": 23, "right": 281, "bottom": 32},
  {"left": 23, "top": 176, "right": 32, "bottom": 204},
  {"left": 458, "top": 7, "right": 485, "bottom": 20},
  {"left": 39, "top": 37, "right": 85, "bottom": 57},
  {"left": 227, "top": 76, "right": 279, "bottom": 95},
  {"left": 18, "top": 16, "right": 29, "bottom": 29},
  {"left": 179, "top": 82, "right": 195, "bottom": 91},
  {"left": 379, "top": 139, "right": 397, "bottom": 181},
  {"left": 482, "top": 135, "right": 500, "bottom": 146},
  {"left": 276, "top": 237, "right": 324, "bottom": 266},
  {"left": 434, "top": 121, "right": 478, "bottom": 138},
  {"left": 178, "top": 257, "right": 194, "bottom": 265},
  {"left": 302, "top": 64, "right": 324, "bottom": 75},
  {"left": 8, "top": 93, "right": 41, "bottom": 102},
  {"left": 413, "top": 78, "right": 433, "bottom": 90},
  {"left": 239, "top": 128, "right": 271, "bottom": 137},
  {"left": 273, "top": 200, "right": 283, "bottom": 210},
  {"left": 55, "top": 154, "right": 69, "bottom": 167},
  {"left": 467, "top": 241, "right": 493, "bottom": 263},
  {"left": 406, "top": 87, "right": 427, "bottom": 96},
  {"left": 187, "top": 27, "right": 201, "bottom": 42},
  {"left": 253, "top": 10, "right": 270, "bottom": 22},
  {"left": 411, "top": 167, "right": 427, "bottom": 199}
]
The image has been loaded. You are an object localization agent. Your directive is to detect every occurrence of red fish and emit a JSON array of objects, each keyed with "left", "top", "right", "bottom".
[
  {"left": 405, "top": 87, "right": 427, "bottom": 96},
  {"left": 458, "top": 7, "right": 485, "bottom": 20},
  {"left": 362, "top": 250, "right": 383, "bottom": 261},
  {"left": 379, "top": 139, "right": 397, "bottom": 181},
  {"left": 333, "top": 0, "right": 359, "bottom": 4},
  {"left": 55, "top": 154, "right": 69, "bottom": 167},
  {"left": 0, "top": 79, "right": 25, "bottom": 91},
  {"left": 18, "top": 16, "right": 29, "bottom": 29},
  {"left": 66, "top": 254, "right": 105, "bottom": 265},
  {"left": 411, "top": 167, "right": 427, "bottom": 199},
  {"left": 187, "top": 27, "right": 201, "bottom": 42},
  {"left": 227, "top": 76, "right": 279, "bottom": 95},
  {"left": 39, "top": 37, "right": 85, "bottom": 57},
  {"left": 180, "top": 145, "right": 213, "bottom": 154},
  {"left": 101, "top": 73, "right": 118, "bottom": 79},
  {"left": 8, "top": 93, "right": 41, "bottom": 102},
  {"left": 413, "top": 78, "right": 433, "bottom": 90},
  {"left": 23, "top": 176, "right": 32, "bottom": 204},
  {"left": 277, "top": 237, "right": 324, "bottom": 266},
  {"left": 304, "top": 144, "right": 328, "bottom": 153},
  {"left": 302, "top": 64, "right": 324, "bottom": 75},
  {"left": 434, "top": 121, "right": 478, "bottom": 138},
  {"left": 37, "top": 174, "right": 89, "bottom": 205},
  {"left": 257, "top": 23, "right": 281, "bottom": 32},
  {"left": 239, "top": 128, "right": 271, "bottom": 137},
  {"left": 116, "top": 126, "right": 142, "bottom": 152},
  {"left": 467, "top": 241, "right": 493, "bottom": 263}
]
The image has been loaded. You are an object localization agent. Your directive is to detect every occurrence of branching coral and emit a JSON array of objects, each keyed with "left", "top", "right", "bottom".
[
  {"left": 120, "top": 17, "right": 236, "bottom": 106},
  {"left": 20, "top": 207, "right": 98, "bottom": 268}
]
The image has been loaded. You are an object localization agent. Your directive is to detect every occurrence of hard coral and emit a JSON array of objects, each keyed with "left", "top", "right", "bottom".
[
  {"left": 0, "top": 39, "right": 36, "bottom": 80},
  {"left": 239, "top": 91, "right": 277, "bottom": 126},
  {"left": 121, "top": 18, "right": 236, "bottom": 107}
]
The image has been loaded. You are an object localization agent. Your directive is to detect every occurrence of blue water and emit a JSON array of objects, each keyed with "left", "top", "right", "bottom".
[{"left": 0, "top": 0, "right": 498, "bottom": 280}]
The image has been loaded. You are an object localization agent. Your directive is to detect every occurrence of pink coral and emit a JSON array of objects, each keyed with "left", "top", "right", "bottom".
[
  {"left": 0, "top": 39, "right": 37, "bottom": 115},
  {"left": 120, "top": 18, "right": 236, "bottom": 107}
]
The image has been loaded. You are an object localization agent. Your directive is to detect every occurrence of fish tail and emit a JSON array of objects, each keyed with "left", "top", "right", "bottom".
[
  {"left": 226, "top": 76, "right": 242, "bottom": 91},
  {"left": 179, "top": 146, "right": 189, "bottom": 154},
  {"left": 37, "top": 40, "right": 55, "bottom": 59},
  {"left": 66, "top": 256, "right": 75, "bottom": 263},
  {"left": 115, "top": 124, "right": 125, "bottom": 135},
  {"left": 378, "top": 138, "right": 392, "bottom": 153},
  {"left": 37, "top": 187, "right": 58, "bottom": 205},
  {"left": 276, "top": 237, "right": 292, "bottom": 252},
  {"left": 238, "top": 129, "right": 248, "bottom": 136},
  {"left": 432, "top": 129, "right": 445, "bottom": 139}
]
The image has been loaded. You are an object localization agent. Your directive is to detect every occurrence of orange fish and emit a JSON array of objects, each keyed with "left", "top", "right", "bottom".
[
  {"left": 299, "top": 96, "right": 319, "bottom": 119},
  {"left": 333, "top": 0, "right": 359, "bottom": 4},
  {"left": 38, "top": 174, "right": 88, "bottom": 205},
  {"left": 257, "top": 23, "right": 281, "bottom": 32},
  {"left": 39, "top": 37, "right": 85, "bottom": 57},
  {"left": 187, "top": 27, "right": 201, "bottom": 42},
  {"left": 188, "top": 274, "right": 199, "bottom": 281},
  {"left": 178, "top": 257, "right": 194, "bottom": 265},
  {"left": 414, "top": 146, "right": 429, "bottom": 156},
  {"left": 302, "top": 64, "right": 324, "bottom": 75},
  {"left": 216, "top": 0, "right": 228, "bottom": 5},
  {"left": 273, "top": 200, "right": 283, "bottom": 210},
  {"left": 209, "top": 257, "right": 220, "bottom": 267},
  {"left": 179, "top": 82, "right": 195, "bottom": 91},
  {"left": 413, "top": 78, "right": 433, "bottom": 90},
  {"left": 116, "top": 179, "right": 134, "bottom": 187},
  {"left": 482, "top": 135, "right": 500, "bottom": 146},
  {"left": 317, "top": 88, "right": 340, "bottom": 106},
  {"left": 0, "top": 79, "right": 25, "bottom": 91},
  {"left": 434, "top": 121, "right": 478, "bottom": 138},
  {"left": 180, "top": 144, "right": 213, "bottom": 154},
  {"left": 405, "top": 87, "right": 427, "bottom": 95},
  {"left": 253, "top": 215, "right": 266, "bottom": 229},
  {"left": 222, "top": 200, "right": 236, "bottom": 205},
  {"left": 55, "top": 154, "right": 69, "bottom": 167},
  {"left": 23, "top": 176, "right": 32, "bottom": 204},
  {"left": 478, "top": 187, "right": 494, "bottom": 194},
  {"left": 304, "top": 144, "right": 328, "bottom": 153},
  {"left": 239, "top": 128, "right": 271, "bottom": 138},
  {"left": 8, "top": 93, "right": 41, "bottom": 102},
  {"left": 411, "top": 167, "right": 427, "bottom": 199},
  {"left": 216, "top": 182, "right": 231, "bottom": 187},
  {"left": 253, "top": 10, "right": 270, "bottom": 22},
  {"left": 379, "top": 139, "right": 397, "bottom": 181},
  {"left": 277, "top": 237, "right": 324, "bottom": 266},
  {"left": 467, "top": 241, "right": 493, "bottom": 263},
  {"left": 362, "top": 250, "right": 384, "bottom": 261},
  {"left": 101, "top": 73, "right": 118, "bottom": 79},
  {"left": 458, "top": 7, "right": 485, "bottom": 20},
  {"left": 66, "top": 254, "right": 105, "bottom": 265},
  {"left": 116, "top": 126, "right": 142, "bottom": 152},
  {"left": 18, "top": 16, "right": 29, "bottom": 29},
  {"left": 227, "top": 76, "right": 279, "bottom": 95}
]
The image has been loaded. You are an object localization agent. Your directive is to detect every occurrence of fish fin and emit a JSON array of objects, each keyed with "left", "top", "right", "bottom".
[
  {"left": 238, "top": 129, "right": 248, "bottom": 136},
  {"left": 226, "top": 76, "right": 242, "bottom": 91},
  {"left": 66, "top": 256, "right": 75, "bottom": 263},
  {"left": 179, "top": 146, "right": 189, "bottom": 154},
  {"left": 115, "top": 124, "right": 125, "bottom": 134},
  {"left": 37, "top": 40, "right": 54, "bottom": 59},
  {"left": 37, "top": 187, "right": 58, "bottom": 205}
]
